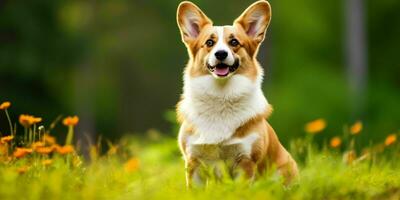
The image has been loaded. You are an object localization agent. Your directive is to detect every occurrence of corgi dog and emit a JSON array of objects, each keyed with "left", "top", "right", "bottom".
[{"left": 176, "top": 0, "right": 298, "bottom": 187}]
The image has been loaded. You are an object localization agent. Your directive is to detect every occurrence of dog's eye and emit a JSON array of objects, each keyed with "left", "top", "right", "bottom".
[
  {"left": 229, "top": 39, "right": 240, "bottom": 47},
  {"left": 205, "top": 39, "right": 215, "bottom": 47}
]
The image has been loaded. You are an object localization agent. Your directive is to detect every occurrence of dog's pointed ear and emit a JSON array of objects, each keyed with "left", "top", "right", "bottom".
[
  {"left": 177, "top": 1, "right": 212, "bottom": 44},
  {"left": 234, "top": 1, "right": 271, "bottom": 44}
]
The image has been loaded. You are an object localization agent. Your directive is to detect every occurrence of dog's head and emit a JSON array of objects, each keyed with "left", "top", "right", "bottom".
[{"left": 177, "top": 0, "right": 271, "bottom": 80}]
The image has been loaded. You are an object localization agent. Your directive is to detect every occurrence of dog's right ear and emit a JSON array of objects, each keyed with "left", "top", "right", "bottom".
[{"left": 177, "top": 1, "right": 212, "bottom": 44}]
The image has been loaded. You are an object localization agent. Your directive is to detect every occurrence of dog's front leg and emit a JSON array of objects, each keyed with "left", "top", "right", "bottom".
[
  {"left": 185, "top": 157, "right": 205, "bottom": 188},
  {"left": 275, "top": 152, "right": 298, "bottom": 185},
  {"left": 232, "top": 156, "right": 256, "bottom": 181}
]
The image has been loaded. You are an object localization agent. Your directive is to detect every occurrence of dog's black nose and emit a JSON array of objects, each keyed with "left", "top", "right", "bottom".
[{"left": 215, "top": 50, "right": 228, "bottom": 61}]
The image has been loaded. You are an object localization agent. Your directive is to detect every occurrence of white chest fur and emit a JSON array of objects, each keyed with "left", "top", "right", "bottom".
[
  {"left": 179, "top": 74, "right": 269, "bottom": 144},
  {"left": 186, "top": 132, "right": 259, "bottom": 161}
]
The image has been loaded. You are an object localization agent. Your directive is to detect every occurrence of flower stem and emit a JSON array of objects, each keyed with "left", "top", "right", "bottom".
[
  {"left": 24, "top": 127, "right": 28, "bottom": 145},
  {"left": 33, "top": 124, "right": 37, "bottom": 143},
  {"left": 29, "top": 128, "right": 32, "bottom": 145},
  {"left": 66, "top": 126, "right": 74, "bottom": 145},
  {"left": 4, "top": 109, "right": 13, "bottom": 135}
]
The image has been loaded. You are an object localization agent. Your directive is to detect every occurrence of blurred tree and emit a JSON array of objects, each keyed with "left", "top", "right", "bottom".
[
  {"left": 345, "top": 0, "right": 367, "bottom": 116},
  {"left": 0, "top": 0, "right": 88, "bottom": 135},
  {"left": 0, "top": 0, "right": 399, "bottom": 146}
]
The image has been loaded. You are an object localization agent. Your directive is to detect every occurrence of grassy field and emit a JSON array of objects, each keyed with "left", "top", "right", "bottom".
[{"left": 1, "top": 101, "right": 400, "bottom": 200}]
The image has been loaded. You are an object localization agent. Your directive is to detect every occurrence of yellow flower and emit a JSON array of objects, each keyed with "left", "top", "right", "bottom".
[
  {"left": 42, "top": 159, "right": 53, "bottom": 166},
  {"left": 73, "top": 155, "right": 83, "bottom": 168},
  {"left": 1, "top": 135, "right": 14, "bottom": 143},
  {"left": 385, "top": 134, "right": 397, "bottom": 146},
  {"left": 124, "top": 158, "right": 140, "bottom": 173},
  {"left": 19, "top": 114, "right": 42, "bottom": 127},
  {"left": 107, "top": 146, "right": 118, "bottom": 156},
  {"left": 330, "top": 136, "right": 342, "bottom": 148},
  {"left": 13, "top": 148, "right": 33, "bottom": 158},
  {"left": 343, "top": 150, "right": 356, "bottom": 165},
  {"left": 0, "top": 101, "right": 11, "bottom": 110},
  {"left": 350, "top": 121, "right": 362, "bottom": 135},
  {"left": 305, "top": 119, "right": 326, "bottom": 134},
  {"left": 63, "top": 116, "right": 79, "bottom": 127},
  {"left": 89, "top": 146, "right": 99, "bottom": 161}
]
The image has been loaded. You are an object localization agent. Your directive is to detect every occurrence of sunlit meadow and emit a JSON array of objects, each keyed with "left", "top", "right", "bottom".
[{"left": 0, "top": 101, "right": 399, "bottom": 200}]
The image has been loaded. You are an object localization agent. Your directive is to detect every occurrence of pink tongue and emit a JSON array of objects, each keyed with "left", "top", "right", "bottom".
[{"left": 215, "top": 67, "right": 229, "bottom": 76}]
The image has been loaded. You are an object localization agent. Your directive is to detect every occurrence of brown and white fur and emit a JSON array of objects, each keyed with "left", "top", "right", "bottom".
[{"left": 176, "top": 0, "right": 298, "bottom": 187}]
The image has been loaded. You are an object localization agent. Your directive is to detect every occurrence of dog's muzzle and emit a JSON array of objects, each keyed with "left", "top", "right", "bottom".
[{"left": 207, "top": 59, "right": 240, "bottom": 77}]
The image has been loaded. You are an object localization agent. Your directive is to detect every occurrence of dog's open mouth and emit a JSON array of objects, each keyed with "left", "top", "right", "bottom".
[
  {"left": 214, "top": 63, "right": 230, "bottom": 76},
  {"left": 207, "top": 60, "right": 240, "bottom": 77}
]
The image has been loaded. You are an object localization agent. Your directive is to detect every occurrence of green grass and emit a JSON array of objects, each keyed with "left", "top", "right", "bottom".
[
  {"left": 1, "top": 135, "right": 400, "bottom": 200},
  {"left": 0, "top": 103, "right": 399, "bottom": 199}
]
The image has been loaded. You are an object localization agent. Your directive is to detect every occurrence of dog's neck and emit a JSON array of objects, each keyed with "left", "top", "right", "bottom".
[{"left": 179, "top": 73, "right": 269, "bottom": 144}]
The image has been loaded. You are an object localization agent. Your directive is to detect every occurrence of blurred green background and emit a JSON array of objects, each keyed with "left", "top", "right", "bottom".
[{"left": 1, "top": 0, "right": 399, "bottom": 145}]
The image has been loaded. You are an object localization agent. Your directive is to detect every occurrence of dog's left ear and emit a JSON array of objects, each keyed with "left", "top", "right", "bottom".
[{"left": 234, "top": 0, "right": 271, "bottom": 44}]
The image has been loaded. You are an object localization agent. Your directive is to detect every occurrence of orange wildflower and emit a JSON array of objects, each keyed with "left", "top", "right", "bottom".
[
  {"left": 35, "top": 146, "right": 54, "bottom": 154},
  {"left": 32, "top": 117, "right": 42, "bottom": 123},
  {"left": 385, "top": 134, "right": 397, "bottom": 146},
  {"left": 63, "top": 116, "right": 79, "bottom": 127},
  {"left": 0, "top": 144, "right": 8, "bottom": 155},
  {"left": 16, "top": 166, "right": 29, "bottom": 174},
  {"left": 13, "top": 148, "right": 33, "bottom": 158},
  {"left": 1, "top": 156, "right": 12, "bottom": 163},
  {"left": 305, "top": 119, "right": 326, "bottom": 134},
  {"left": 1, "top": 135, "right": 14, "bottom": 143},
  {"left": 124, "top": 157, "right": 140, "bottom": 173},
  {"left": 19, "top": 115, "right": 31, "bottom": 127},
  {"left": 42, "top": 159, "right": 53, "bottom": 166},
  {"left": 43, "top": 134, "right": 56, "bottom": 145},
  {"left": 31, "top": 141, "right": 45, "bottom": 149},
  {"left": 330, "top": 136, "right": 342, "bottom": 148},
  {"left": 350, "top": 121, "right": 363, "bottom": 135},
  {"left": 19, "top": 114, "right": 42, "bottom": 127},
  {"left": 51, "top": 144, "right": 61, "bottom": 151},
  {"left": 56, "top": 145, "right": 74, "bottom": 155},
  {"left": 0, "top": 101, "right": 11, "bottom": 110}
]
